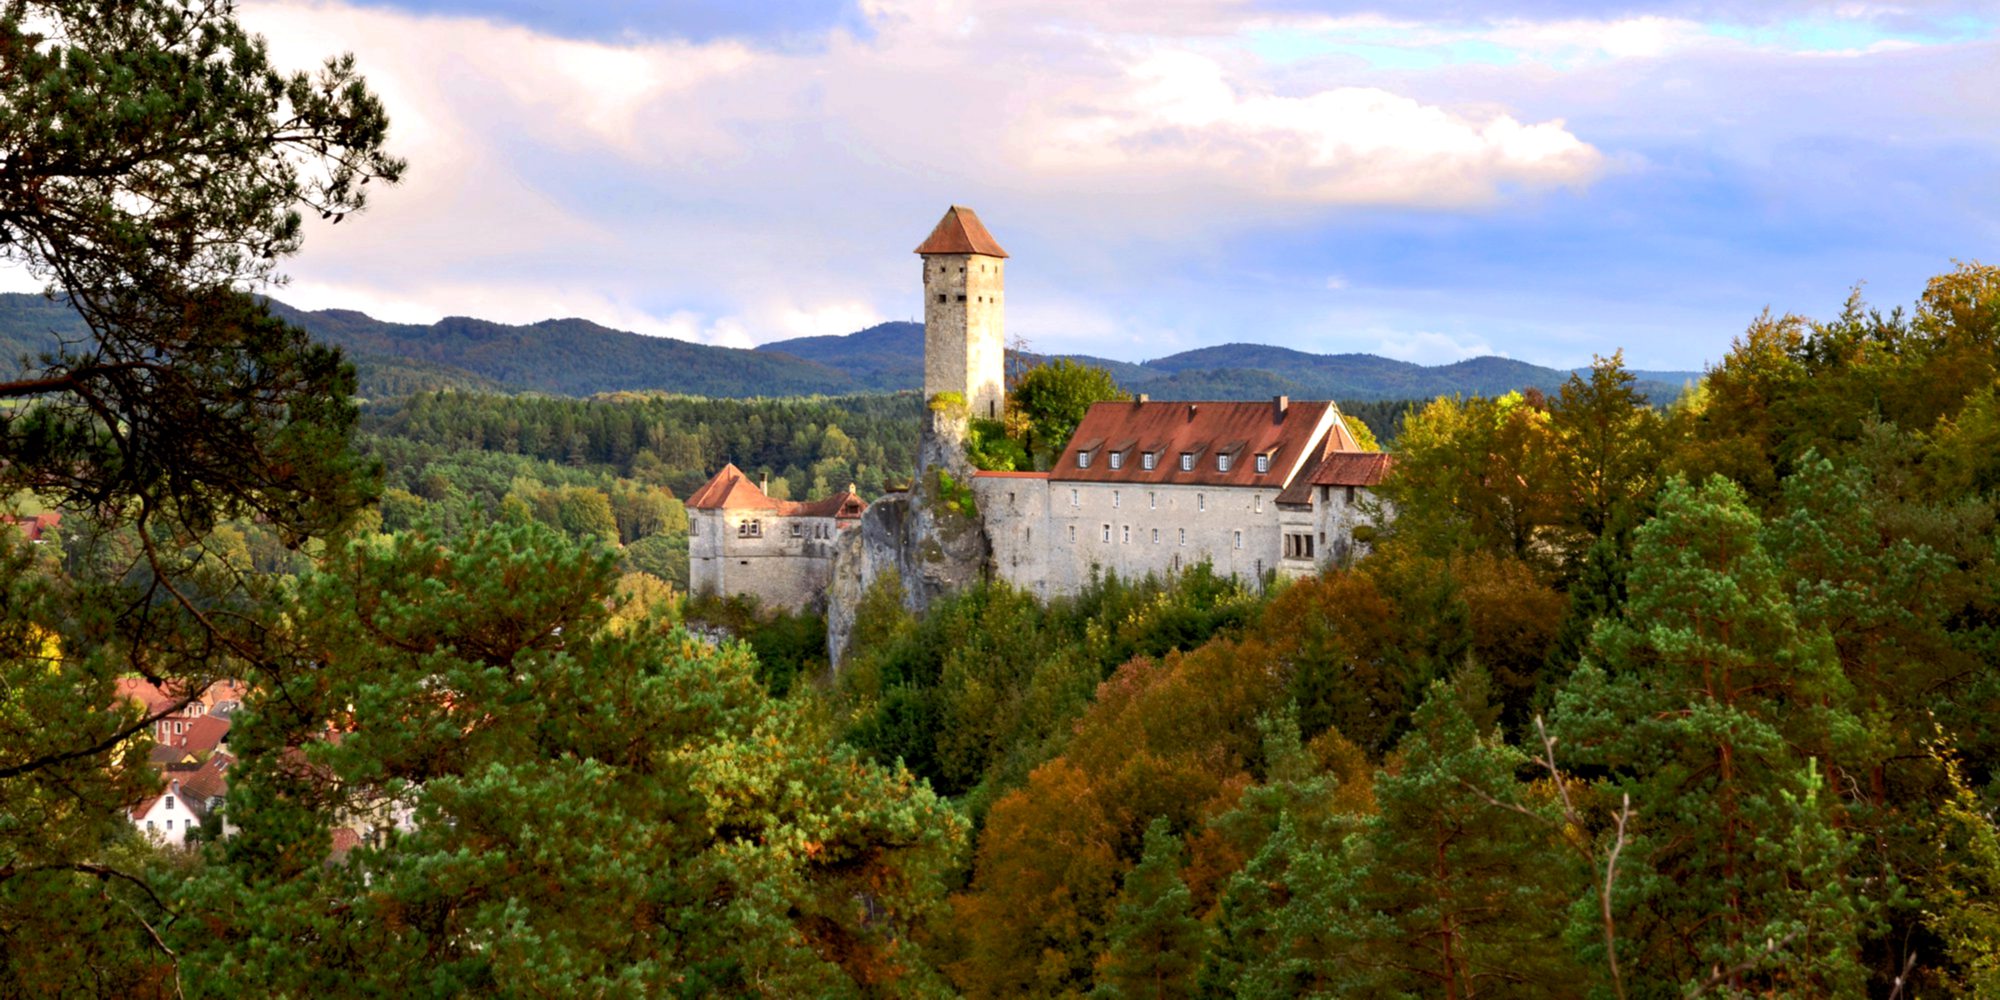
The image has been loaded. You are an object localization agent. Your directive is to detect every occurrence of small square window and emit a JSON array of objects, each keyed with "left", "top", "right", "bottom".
[
  {"left": 937, "top": 293, "right": 946, "bottom": 303},
  {"left": 1180, "top": 453, "right": 1194, "bottom": 472},
  {"left": 1142, "top": 452, "right": 1156, "bottom": 470},
  {"left": 1109, "top": 452, "right": 1123, "bottom": 470},
  {"left": 1256, "top": 454, "right": 1270, "bottom": 474},
  {"left": 1078, "top": 451, "right": 1092, "bottom": 469},
  {"left": 1217, "top": 454, "right": 1232, "bottom": 473}
]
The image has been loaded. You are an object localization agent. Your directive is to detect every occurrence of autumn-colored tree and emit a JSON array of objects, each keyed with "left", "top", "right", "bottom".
[{"left": 1378, "top": 392, "right": 1563, "bottom": 569}]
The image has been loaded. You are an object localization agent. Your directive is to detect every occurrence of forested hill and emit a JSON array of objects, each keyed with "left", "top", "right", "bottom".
[{"left": 0, "top": 293, "right": 1698, "bottom": 400}]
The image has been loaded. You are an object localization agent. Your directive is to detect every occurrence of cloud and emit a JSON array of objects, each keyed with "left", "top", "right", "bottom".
[
  {"left": 215, "top": 0, "right": 1999, "bottom": 371},
  {"left": 1376, "top": 330, "right": 1501, "bottom": 363},
  {"left": 232, "top": 0, "right": 1605, "bottom": 349}
]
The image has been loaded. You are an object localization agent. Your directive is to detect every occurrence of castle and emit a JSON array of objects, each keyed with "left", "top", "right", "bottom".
[{"left": 687, "top": 206, "right": 1391, "bottom": 618}]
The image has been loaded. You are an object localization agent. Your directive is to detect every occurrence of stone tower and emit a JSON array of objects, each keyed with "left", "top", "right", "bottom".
[{"left": 915, "top": 205, "right": 1008, "bottom": 421}]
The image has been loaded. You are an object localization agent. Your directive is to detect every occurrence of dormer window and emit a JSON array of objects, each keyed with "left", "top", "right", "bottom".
[
  {"left": 1180, "top": 453, "right": 1194, "bottom": 472},
  {"left": 1109, "top": 451, "right": 1123, "bottom": 470},
  {"left": 1142, "top": 452, "right": 1156, "bottom": 471},
  {"left": 1255, "top": 454, "right": 1270, "bottom": 474},
  {"left": 1077, "top": 451, "right": 1092, "bottom": 469},
  {"left": 1217, "top": 454, "right": 1232, "bottom": 473}
]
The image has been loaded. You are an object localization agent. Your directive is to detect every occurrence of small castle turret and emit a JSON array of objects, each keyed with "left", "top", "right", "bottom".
[{"left": 915, "top": 205, "right": 1008, "bottom": 422}]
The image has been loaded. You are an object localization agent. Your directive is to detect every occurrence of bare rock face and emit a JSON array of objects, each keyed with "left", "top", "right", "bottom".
[{"left": 825, "top": 410, "right": 990, "bottom": 666}]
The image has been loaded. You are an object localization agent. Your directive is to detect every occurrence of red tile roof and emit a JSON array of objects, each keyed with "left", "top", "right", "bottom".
[
  {"left": 685, "top": 463, "right": 779, "bottom": 511},
  {"left": 178, "top": 752, "right": 232, "bottom": 803},
  {"left": 1276, "top": 451, "right": 1396, "bottom": 505},
  {"left": 113, "top": 676, "right": 199, "bottom": 716},
  {"left": 177, "top": 714, "right": 232, "bottom": 753},
  {"left": 687, "top": 464, "right": 867, "bottom": 517},
  {"left": 913, "top": 205, "right": 1009, "bottom": 258},
  {"left": 1051, "top": 399, "right": 1341, "bottom": 488},
  {"left": 972, "top": 470, "right": 1051, "bottom": 479},
  {"left": 4, "top": 512, "right": 61, "bottom": 542}
]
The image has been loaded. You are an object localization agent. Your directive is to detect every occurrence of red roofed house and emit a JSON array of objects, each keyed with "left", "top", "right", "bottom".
[{"left": 686, "top": 463, "right": 867, "bottom": 611}]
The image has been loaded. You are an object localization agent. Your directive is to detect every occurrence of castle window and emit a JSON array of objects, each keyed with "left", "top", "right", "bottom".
[
  {"left": 1198, "top": 494, "right": 1205, "bottom": 512},
  {"left": 1217, "top": 454, "right": 1232, "bottom": 473},
  {"left": 1069, "top": 525, "right": 1077, "bottom": 542},
  {"left": 956, "top": 294, "right": 966, "bottom": 302},
  {"left": 937, "top": 294, "right": 946, "bottom": 303},
  {"left": 1109, "top": 452, "right": 1122, "bottom": 470},
  {"left": 1102, "top": 524, "right": 1111, "bottom": 542},
  {"left": 1255, "top": 495, "right": 1263, "bottom": 513},
  {"left": 791, "top": 524, "right": 803, "bottom": 538},
  {"left": 1077, "top": 451, "right": 1091, "bottom": 469},
  {"left": 1179, "top": 528, "right": 1187, "bottom": 546},
  {"left": 1112, "top": 490, "right": 1120, "bottom": 508},
  {"left": 1151, "top": 528, "right": 1160, "bottom": 544},
  {"left": 1070, "top": 489, "right": 1080, "bottom": 507},
  {"left": 1142, "top": 452, "right": 1156, "bottom": 470},
  {"left": 1256, "top": 454, "right": 1270, "bottom": 474},
  {"left": 1345, "top": 486, "right": 1357, "bottom": 505},
  {"left": 1234, "top": 531, "right": 1243, "bottom": 550},
  {"left": 1148, "top": 492, "right": 1156, "bottom": 509},
  {"left": 1180, "top": 453, "right": 1194, "bottom": 472},
  {"left": 1122, "top": 525, "right": 1130, "bottom": 544}
]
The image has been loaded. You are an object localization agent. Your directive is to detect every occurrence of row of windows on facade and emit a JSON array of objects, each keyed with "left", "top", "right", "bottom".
[
  {"left": 1065, "top": 524, "right": 1244, "bottom": 548},
  {"left": 936, "top": 293, "right": 998, "bottom": 303},
  {"left": 1079, "top": 449, "right": 1269, "bottom": 475},
  {"left": 735, "top": 520, "right": 836, "bottom": 539},
  {"left": 1066, "top": 489, "right": 1260, "bottom": 514}
]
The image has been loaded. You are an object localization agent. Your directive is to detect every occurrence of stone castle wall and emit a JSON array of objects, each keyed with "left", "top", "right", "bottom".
[{"left": 689, "top": 508, "right": 847, "bottom": 613}]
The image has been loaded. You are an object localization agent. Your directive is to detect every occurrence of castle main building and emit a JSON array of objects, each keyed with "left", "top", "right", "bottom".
[{"left": 688, "top": 206, "right": 1390, "bottom": 613}]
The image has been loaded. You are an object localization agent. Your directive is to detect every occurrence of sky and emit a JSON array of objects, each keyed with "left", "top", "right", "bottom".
[{"left": 73, "top": 1, "right": 2000, "bottom": 369}]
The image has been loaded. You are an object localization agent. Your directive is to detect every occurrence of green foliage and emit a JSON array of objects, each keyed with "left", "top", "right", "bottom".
[
  {"left": 179, "top": 522, "right": 964, "bottom": 996},
  {"left": 933, "top": 468, "right": 978, "bottom": 519},
  {"left": 1010, "top": 358, "right": 1130, "bottom": 463},
  {"left": 1091, "top": 818, "right": 1208, "bottom": 999},
  {"left": 964, "top": 416, "right": 1029, "bottom": 471},
  {"left": 1553, "top": 476, "right": 1871, "bottom": 996}
]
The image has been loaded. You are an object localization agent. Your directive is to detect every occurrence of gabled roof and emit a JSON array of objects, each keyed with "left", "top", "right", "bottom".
[
  {"left": 685, "top": 463, "right": 779, "bottom": 511},
  {"left": 178, "top": 714, "right": 231, "bottom": 753},
  {"left": 1276, "top": 452, "right": 1396, "bottom": 505},
  {"left": 785, "top": 491, "right": 868, "bottom": 519},
  {"left": 913, "top": 205, "right": 1009, "bottom": 258},
  {"left": 178, "top": 752, "right": 233, "bottom": 803},
  {"left": 1051, "top": 399, "right": 1340, "bottom": 488}
]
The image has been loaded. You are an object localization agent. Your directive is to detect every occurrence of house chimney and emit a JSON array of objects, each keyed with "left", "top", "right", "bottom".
[
  {"left": 847, "top": 482, "right": 857, "bottom": 496},
  {"left": 760, "top": 473, "right": 769, "bottom": 494},
  {"left": 1136, "top": 393, "right": 1149, "bottom": 404},
  {"left": 1274, "top": 395, "right": 1289, "bottom": 418},
  {"left": 1187, "top": 404, "right": 1198, "bottom": 421}
]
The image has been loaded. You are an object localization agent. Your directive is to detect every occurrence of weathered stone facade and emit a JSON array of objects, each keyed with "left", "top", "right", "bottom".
[
  {"left": 917, "top": 206, "right": 1009, "bottom": 422},
  {"left": 685, "top": 463, "right": 865, "bottom": 613}
]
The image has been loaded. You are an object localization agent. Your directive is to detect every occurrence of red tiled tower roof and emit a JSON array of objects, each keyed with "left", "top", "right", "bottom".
[
  {"left": 913, "top": 205, "right": 1009, "bottom": 258},
  {"left": 684, "top": 463, "right": 779, "bottom": 511}
]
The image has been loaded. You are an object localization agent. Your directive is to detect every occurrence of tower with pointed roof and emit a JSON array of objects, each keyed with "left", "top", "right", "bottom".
[{"left": 915, "top": 205, "right": 1008, "bottom": 422}]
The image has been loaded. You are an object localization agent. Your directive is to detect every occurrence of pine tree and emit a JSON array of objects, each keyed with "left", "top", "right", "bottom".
[
  {"left": 1554, "top": 475, "right": 1871, "bottom": 997},
  {"left": 1094, "top": 818, "right": 1208, "bottom": 1000}
]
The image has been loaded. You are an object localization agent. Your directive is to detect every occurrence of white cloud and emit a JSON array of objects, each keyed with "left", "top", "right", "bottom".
[
  {"left": 226, "top": 0, "right": 1610, "bottom": 349},
  {"left": 1376, "top": 330, "right": 1501, "bottom": 364}
]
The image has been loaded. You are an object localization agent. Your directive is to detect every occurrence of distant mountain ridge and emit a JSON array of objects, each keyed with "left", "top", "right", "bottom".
[{"left": 0, "top": 294, "right": 1700, "bottom": 402}]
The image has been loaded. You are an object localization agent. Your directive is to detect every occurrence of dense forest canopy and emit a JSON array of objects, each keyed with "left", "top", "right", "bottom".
[{"left": 6, "top": 3, "right": 2000, "bottom": 995}]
